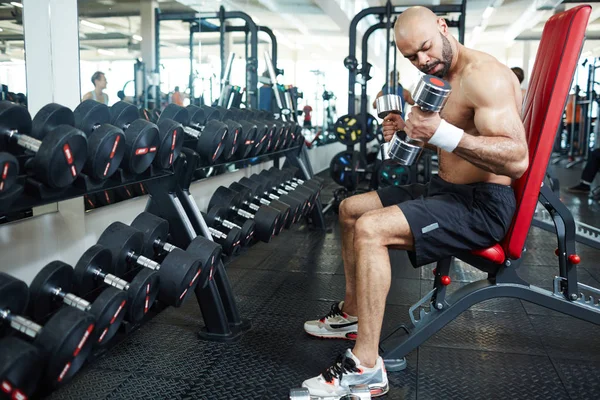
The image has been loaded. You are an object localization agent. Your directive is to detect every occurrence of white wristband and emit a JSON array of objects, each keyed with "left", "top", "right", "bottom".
[{"left": 428, "top": 119, "right": 464, "bottom": 152}]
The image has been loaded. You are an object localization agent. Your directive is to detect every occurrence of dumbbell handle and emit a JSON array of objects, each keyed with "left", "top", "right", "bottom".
[
  {"left": 127, "top": 251, "right": 161, "bottom": 271},
  {"left": 0, "top": 309, "right": 41, "bottom": 338},
  {"left": 234, "top": 205, "right": 255, "bottom": 220},
  {"left": 91, "top": 266, "right": 130, "bottom": 291},
  {"left": 8, "top": 131, "right": 42, "bottom": 153},
  {"left": 183, "top": 125, "right": 201, "bottom": 139},
  {"left": 153, "top": 238, "right": 179, "bottom": 253},
  {"left": 208, "top": 226, "right": 227, "bottom": 239},
  {"left": 51, "top": 287, "right": 91, "bottom": 312},
  {"left": 216, "top": 217, "right": 242, "bottom": 230}
]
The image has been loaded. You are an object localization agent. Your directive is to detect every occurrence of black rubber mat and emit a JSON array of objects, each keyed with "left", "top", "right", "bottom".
[{"left": 47, "top": 166, "right": 600, "bottom": 399}]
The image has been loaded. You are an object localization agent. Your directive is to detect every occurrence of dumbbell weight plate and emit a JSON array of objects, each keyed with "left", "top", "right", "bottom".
[
  {"left": 157, "top": 248, "right": 202, "bottom": 307},
  {"left": 249, "top": 124, "right": 269, "bottom": 157},
  {"left": 110, "top": 101, "right": 140, "bottom": 129},
  {"left": 201, "top": 105, "right": 221, "bottom": 121},
  {"left": 154, "top": 118, "right": 184, "bottom": 170},
  {"left": 122, "top": 120, "right": 160, "bottom": 174},
  {"left": 0, "top": 337, "right": 42, "bottom": 399},
  {"left": 237, "top": 219, "right": 256, "bottom": 246},
  {"left": 34, "top": 306, "right": 95, "bottom": 387},
  {"left": 185, "top": 236, "right": 221, "bottom": 289},
  {"left": 0, "top": 102, "right": 32, "bottom": 151},
  {"left": 97, "top": 222, "right": 145, "bottom": 276},
  {"left": 159, "top": 104, "right": 189, "bottom": 125},
  {"left": 197, "top": 120, "right": 228, "bottom": 164},
  {"left": 73, "top": 100, "right": 111, "bottom": 135},
  {"left": 0, "top": 272, "right": 28, "bottom": 337},
  {"left": 96, "top": 189, "right": 116, "bottom": 206},
  {"left": 238, "top": 192, "right": 279, "bottom": 242},
  {"left": 330, "top": 150, "right": 365, "bottom": 191},
  {"left": 222, "top": 119, "right": 241, "bottom": 161},
  {"left": 87, "top": 287, "right": 128, "bottom": 346},
  {"left": 85, "top": 124, "right": 126, "bottom": 180},
  {"left": 0, "top": 152, "right": 18, "bottom": 193},
  {"left": 31, "top": 103, "right": 75, "bottom": 140},
  {"left": 218, "top": 226, "right": 242, "bottom": 256},
  {"left": 73, "top": 244, "right": 113, "bottom": 295},
  {"left": 34, "top": 125, "right": 88, "bottom": 189},
  {"left": 115, "top": 185, "right": 135, "bottom": 201},
  {"left": 378, "top": 159, "right": 412, "bottom": 188},
  {"left": 235, "top": 121, "right": 258, "bottom": 159},
  {"left": 186, "top": 105, "right": 206, "bottom": 125},
  {"left": 130, "top": 211, "right": 169, "bottom": 258}
]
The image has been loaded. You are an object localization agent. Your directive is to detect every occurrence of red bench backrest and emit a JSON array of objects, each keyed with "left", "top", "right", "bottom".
[{"left": 503, "top": 5, "right": 591, "bottom": 260}]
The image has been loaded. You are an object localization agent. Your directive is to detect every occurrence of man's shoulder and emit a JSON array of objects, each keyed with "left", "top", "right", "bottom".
[{"left": 460, "top": 52, "right": 516, "bottom": 101}]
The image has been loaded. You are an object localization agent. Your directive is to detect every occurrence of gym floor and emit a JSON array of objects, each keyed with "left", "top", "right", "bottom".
[{"left": 47, "top": 165, "right": 600, "bottom": 400}]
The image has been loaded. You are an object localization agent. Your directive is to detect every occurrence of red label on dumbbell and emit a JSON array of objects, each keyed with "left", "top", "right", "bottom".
[
  {"left": 1, "top": 380, "right": 11, "bottom": 394},
  {"left": 212, "top": 142, "right": 222, "bottom": 161},
  {"left": 149, "top": 147, "right": 157, "bottom": 153},
  {"left": 144, "top": 283, "right": 151, "bottom": 313},
  {"left": 429, "top": 77, "right": 445, "bottom": 87},
  {"left": 233, "top": 129, "right": 239, "bottom": 146},
  {"left": 190, "top": 269, "right": 202, "bottom": 286},
  {"left": 98, "top": 327, "right": 109, "bottom": 344},
  {"left": 2, "top": 162, "right": 8, "bottom": 179},
  {"left": 70, "top": 165, "right": 77, "bottom": 177},
  {"left": 57, "top": 362, "right": 71, "bottom": 382},
  {"left": 109, "top": 135, "right": 121, "bottom": 159},
  {"left": 169, "top": 152, "right": 174, "bottom": 166},
  {"left": 171, "top": 130, "right": 177, "bottom": 151},
  {"left": 110, "top": 300, "right": 127, "bottom": 324},
  {"left": 209, "top": 266, "right": 214, "bottom": 281},
  {"left": 245, "top": 140, "right": 253, "bottom": 145},
  {"left": 13, "top": 389, "right": 27, "bottom": 400},
  {"left": 73, "top": 324, "right": 94, "bottom": 357},
  {"left": 103, "top": 162, "right": 111, "bottom": 177},
  {"left": 135, "top": 148, "right": 149, "bottom": 155},
  {"left": 179, "top": 288, "right": 188, "bottom": 300},
  {"left": 125, "top": 188, "right": 132, "bottom": 197},
  {"left": 104, "top": 192, "right": 110, "bottom": 204},
  {"left": 0, "top": 182, "right": 4, "bottom": 191},
  {"left": 63, "top": 144, "right": 74, "bottom": 165}
]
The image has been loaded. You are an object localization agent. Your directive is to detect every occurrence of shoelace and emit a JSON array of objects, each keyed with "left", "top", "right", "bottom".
[
  {"left": 324, "top": 303, "right": 344, "bottom": 319},
  {"left": 322, "top": 353, "right": 360, "bottom": 383}
]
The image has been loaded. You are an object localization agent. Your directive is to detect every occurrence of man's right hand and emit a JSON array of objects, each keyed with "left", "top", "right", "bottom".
[{"left": 382, "top": 113, "right": 406, "bottom": 142}]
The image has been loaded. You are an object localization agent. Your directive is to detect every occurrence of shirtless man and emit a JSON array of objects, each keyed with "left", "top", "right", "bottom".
[
  {"left": 82, "top": 71, "right": 109, "bottom": 105},
  {"left": 301, "top": 6, "right": 528, "bottom": 399}
]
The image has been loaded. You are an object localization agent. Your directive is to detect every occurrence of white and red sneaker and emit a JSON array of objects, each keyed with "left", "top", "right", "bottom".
[
  {"left": 304, "top": 301, "right": 358, "bottom": 340},
  {"left": 301, "top": 349, "right": 389, "bottom": 399}
]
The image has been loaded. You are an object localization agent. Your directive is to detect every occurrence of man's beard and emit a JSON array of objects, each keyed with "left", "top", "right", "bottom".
[{"left": 421, "top": 33, "right": 453, "bottom": 78}]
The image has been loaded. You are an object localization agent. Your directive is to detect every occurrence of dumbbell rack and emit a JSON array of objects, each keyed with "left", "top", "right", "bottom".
[{"left": 143, "top": 144, "right": 324, "bottom": 341}]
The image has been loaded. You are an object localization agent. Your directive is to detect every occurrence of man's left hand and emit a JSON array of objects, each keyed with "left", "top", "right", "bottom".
[{"left": 404, "top": 107, "right": 442, "bottom": 142}]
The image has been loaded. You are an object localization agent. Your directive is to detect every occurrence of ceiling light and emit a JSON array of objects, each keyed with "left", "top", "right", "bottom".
[
  {"left": 80, "top": 20, "right": 105, "bottom": 31},
  {"left": 132, "top": 34, "right": 143, "bottom": 41},
  {"left": 482, "top": 6, "right": 494, "bottom": 20},
  {"left": 10, "top": 2, "right": 22, "bottom": 8},
  {"left": 97, "top": 49, "right": 115, "bottom": 56}
]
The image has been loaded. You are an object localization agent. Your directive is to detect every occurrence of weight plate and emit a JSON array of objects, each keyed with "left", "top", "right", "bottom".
[
  {"left": 201, "top": 105, "right": 221, "bottom": 121},
  {"left": 197, "top": 120, "right": 228, "bottom": 163},
  {"left": 115, "top": 185, "right": 134, "bottom": 201},
  {"left": 31, "top": 103, "right": 75, "bottom": 140},
  {"left": 35, "top": 125, "right": 88, "bottom": 188},
  {"left": 84, "top": 194, "right": 97, "bottom": 210},
  {"left": 330, "top": 151, "right": 364, "bottom": 191},
  {"left": 222, "top": 108, "right": 238, "bottom": 122},
  {"left": 139, "top": 108, "right": 154, "bottom": 122},
  {"left": 126, "top": 268, "right": 160, "bottom": 323},
  {"left": 110, "top": 101, "right": 139, "bottom": 130},
  {"left": 249, "top": 123, "right": 269, "bottom": 157},
  {"left": 0, "top": 152, "right": 18, "bottom": 193},
  {"left": 222, "top": 119, "right": 241, "bottom": 161},
  {"left": 85, "top": 124, "right": 126, "bottom": 180},
  {"left": 34, "top": 307, "right": 95, "bottom": 388},
  {"left": 133, "top": 182, "right": 148, "bottom": 196},
  {"left": 73, "top": 245, "right": 114, "bottom": 295},
  {"left": 155, "top": 118, "right": 184, "bottom": 170},
  {"left": 96, "top": 189, "right": 116, "bottom": 206},
  {"left": 122, "top": 119, "right": 159, "bottom": 174},
  {"left": 186, "top": 105, "right": 206, "bottom": 125},
  {"left": 378, "top": 159, "right": 412, "bottom": 188},
  {"left": 130, "top": 212, "right": 170, "bottom": 258},
  {"left": 209, "top": 186, "right": 240, "bottom": 213},
  {"left": 0, "top": 101, "right": 32, "bottom": 150},
  {"left": 220, "top": 227, "right": 241, "bottom": 256},
  {"left": 185, "top": 236, "right": 221, "bottom": 289},
  {"left": 73, "top": 100, "right": 111, "bottom": 136},
  {"left": 159, "top": 104, "right": 189, "bottom": 125},
  {"left": 334, "top": 114, "right": 362, "bottom": 145},
  {"left": 239, "top": 219, "right": 256, "bottom": 247},
  {"left": 0, "top": 337, "right": 43, "bottom": 399},
  {"left": 157, "top": 248, "right": 202, "bottom": 307},
  {"left": 206, "top": 206, "right": 226, "bottom": 227},
  {"left": 97, "top": 222, "right": 144, "bottom": 276},
  {"left": 28, "top": 261, "right": 73, "bottom": 323},
  {"left": 236, "top": 120, "right": 258, "bottom": 159},
  {"left": 0, "top": 272, "right": 28, "bottom": 337},
  {"left": 365, "top": 113, "right": 380, "bottom": 143},
  {"left": 87, "top": 287, "right": 127, "bottom": 346},
  {"left": 269, "top": 198, "right": 293, "bottom": 230},
  {"left": 250, "top": 206, "right": 279, "bottom": 243}
]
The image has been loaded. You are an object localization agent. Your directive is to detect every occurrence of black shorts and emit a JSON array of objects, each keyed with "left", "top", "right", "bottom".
[{"left": 377, "top": 175, "right": 516, "bottom": 267}]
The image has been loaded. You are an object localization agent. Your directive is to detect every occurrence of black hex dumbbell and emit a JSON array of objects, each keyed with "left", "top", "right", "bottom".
[
  {"left": 130, "top": 212, "right": 222, "bottom": 291},
  {"left": 0, "top": 152, "right": 18, "bottom": 193},
  {"left": 227, "top": 182, "right": 285, "bottom": 235},
  {"left": 74, "top": 245, "right": 160, "bottom": 324},
  {"left": 261, "top": 169, "right": 319, "bottom": 212},
  {"left": 218, "top": 107, "right": 266, "bottom": 159},
  {"left": 0, "top": 272, "right": 95, "bottom": 389},
  {"left": 0, "top": 101, "right": 88, "bottom": 188},
  {"left": 248, "top": 173, "right": 310, "bottom": 217},
  {"left": 236, "top": 177, "right": 300, "bottom": 228},
  {"left": 186, "top": 105, "right": 243, "bottom": 162},
  {"left": 205, "top": 206, "right": 255, "bottom": 247},
  {"left": 209, "top": 186, "right": 280, "bottom": 243},
  {"left": 109, "top": 101, "right": 160, "bottom": 174},
  {"left": 98, "top": 222, "right": 202, "bottom": 307},
  {"left": 0, "top": 336, "right": 43, "bottom": 399},
  {"left": 28, "top": 261, "right": 128, "bottom": 348}
]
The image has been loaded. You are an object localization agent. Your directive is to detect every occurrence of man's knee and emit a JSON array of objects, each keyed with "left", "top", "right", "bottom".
[
  {"left": 339, "top": 198, "right": 359, "bottom": 226},
  {"left": 354, "top": 213, "right": 380, "bottom": 245}
]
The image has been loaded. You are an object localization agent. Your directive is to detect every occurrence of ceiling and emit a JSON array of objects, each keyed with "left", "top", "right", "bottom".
[{"left": 0, "top": 1, "right": 598, "bottom": 65}]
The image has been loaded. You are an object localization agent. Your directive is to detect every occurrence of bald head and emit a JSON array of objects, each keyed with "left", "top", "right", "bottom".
[{"left": 394, "top": 6, "right": 454, "bottom": 78}]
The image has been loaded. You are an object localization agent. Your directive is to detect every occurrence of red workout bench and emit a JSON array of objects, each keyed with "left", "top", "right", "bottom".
[{"left": 380, "top": 5, "right": 595, "bottom": 371}]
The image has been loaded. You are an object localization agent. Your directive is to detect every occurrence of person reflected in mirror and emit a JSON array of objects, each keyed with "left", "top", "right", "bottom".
[
  {"left": 568, "top": 148, "right": 600, "bottom": 194},
  {"left": 82, "top": 71, "right": 109, "bottom": 105},
  {"left": 171, "top": 86, "right": 184, "bottom": 106},
  {"left": 372, "top": 70, "right": 415, "bottom": 117},
  {"left": 511, "top": 67, "right": 526, "bottom": 99}
]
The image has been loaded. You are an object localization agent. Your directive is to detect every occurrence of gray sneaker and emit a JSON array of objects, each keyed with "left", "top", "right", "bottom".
[
  {"left": 304, "top": 301, "right": 358, "bottom": 340},
  {"left": 301, "top": 349, "right": 389, "bottom": 399}
]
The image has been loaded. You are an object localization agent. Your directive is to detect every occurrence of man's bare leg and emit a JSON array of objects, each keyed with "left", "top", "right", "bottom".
[
  {"left": 338, "top": 192, "right": 385, "bottom": 316},
  {"left": 351, "top": 206, "right": 414, "bottom": 367}
]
